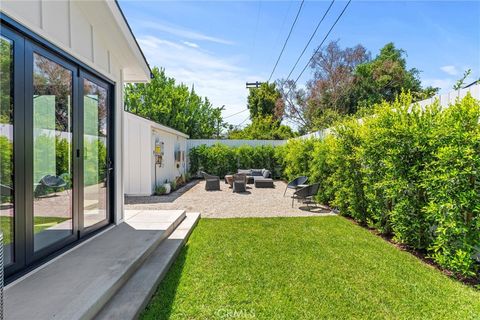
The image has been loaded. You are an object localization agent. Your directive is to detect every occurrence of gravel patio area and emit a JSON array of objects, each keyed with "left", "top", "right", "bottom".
[{"left": 125, "top": 180, "right": 336, "bottom": 218}]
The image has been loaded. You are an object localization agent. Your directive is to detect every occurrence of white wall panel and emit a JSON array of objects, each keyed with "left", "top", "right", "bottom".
[
  {"left": 93, "top": 30, "right": 109, "bottom": 72},
  {"left": 69, "top": 2, "right": 93, "bottom": 61},
  {"left": 42, "top": 0, "right": 70, "bottom": 47},
  {"left": 1, "top": 1, "right": 41, "bottom": 30}
]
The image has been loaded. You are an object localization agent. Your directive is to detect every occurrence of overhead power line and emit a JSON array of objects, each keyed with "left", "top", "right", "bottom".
[
  {"left": 285, "top": 0, "right": 336, "bottom": 80},
  {"left": 267, "top": 0, "right": 305, "bottom": 82},
  {"left": 223, "top": 108, "right": 249, "bottom": 119},
  {"left": 282, "top": 0, "right": 352, "bottom": 122},
  {"left": 289, "top": 0, "right": 352, "bottom": 91},
  {"left": 236, "top": 115, "right": 250, "bottom": 127}
]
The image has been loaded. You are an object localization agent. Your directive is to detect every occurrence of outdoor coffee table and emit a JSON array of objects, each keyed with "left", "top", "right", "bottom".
[{"left": 224, "top": 175, "right": 234, "bottom": 187}]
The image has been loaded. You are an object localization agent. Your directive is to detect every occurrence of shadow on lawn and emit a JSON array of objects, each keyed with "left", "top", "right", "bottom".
[{"left": 143, "top": 244, "right": 190, "bottom": 319}]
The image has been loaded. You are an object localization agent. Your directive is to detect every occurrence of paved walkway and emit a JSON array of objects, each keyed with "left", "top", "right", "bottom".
[{"left": 125, "top": 180, "right": 336, "bottom": 218}]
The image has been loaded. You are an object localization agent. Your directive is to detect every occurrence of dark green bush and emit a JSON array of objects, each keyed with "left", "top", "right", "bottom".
[
  {"left": 280, "top": 93, "right": 480, "bottom": 276},
  {"left": 189, "top": 144, "right": 279, "bottom": 178}
]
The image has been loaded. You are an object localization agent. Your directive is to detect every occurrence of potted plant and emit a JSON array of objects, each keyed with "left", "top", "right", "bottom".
[{"left": 163, "top": 179, "right": 171, "bottom": 194}]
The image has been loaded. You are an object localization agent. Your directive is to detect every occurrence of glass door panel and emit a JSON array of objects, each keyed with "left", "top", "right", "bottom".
[
  {"left": 0, "top": 36, "right": 15, "bottom": 265},
  {"left": 83, "top": 79, "right": 108, "bottom": 228},
  {"left": 32, "top": 52, "right": 73, "bottom": 251}
]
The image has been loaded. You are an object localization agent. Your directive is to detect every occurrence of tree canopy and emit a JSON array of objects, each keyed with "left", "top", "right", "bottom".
[
  {"left": 228, "top": 82, "right": 295, "bottom": 140},
  {"left": 247, "top": 82, "right": 283, "bottom": 120},
  {"left": 124, "top": 67, "right": 223, "bottom": 139},
  {"left": 280, "top": 42, "right": 439, "bottom": 132},
  {"left": 228, "top": 115, "right": 296, "bottom": 140}
]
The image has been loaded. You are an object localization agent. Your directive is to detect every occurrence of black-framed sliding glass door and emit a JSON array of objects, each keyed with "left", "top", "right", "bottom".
[
  {"left": 1, "top": 23, "right": 114, "bottom": 278},
  {"left": 24, "top": 43, "right": 78, "bottom": 263},
  {"left": 79, "top": 73, "right": 112, "bottom": 235},
  {"left": 1, "top": 27, "right": 26, "bottom": 275}
]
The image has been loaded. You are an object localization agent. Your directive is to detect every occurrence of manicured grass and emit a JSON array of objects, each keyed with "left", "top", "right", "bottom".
[{"left": 142, "top": 216, "right": 480, "bottom": 319}]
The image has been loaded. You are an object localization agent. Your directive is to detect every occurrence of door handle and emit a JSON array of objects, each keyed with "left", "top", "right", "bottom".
[{"left": 107, "top": 160, "right": 114, "bottom": 171}]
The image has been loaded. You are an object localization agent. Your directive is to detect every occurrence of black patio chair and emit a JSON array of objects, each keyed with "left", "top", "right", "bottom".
[
  {"left": 201, "top": 171, "right": 220, "bottom": 191},
  {"left": 39, "top": 175, "right": 68, "bottom": 196},
  {"left": 0, "top": 183, "right": 13, "bottom": 197},
  {"left": 284, "top": 176, "right": 308, "bottom": 197},
  {"left": 232, "top": 173, "right": 247, "bottom": 193},
  {"left": 291, "top": 183, "right": 320, "bottom": 208}
]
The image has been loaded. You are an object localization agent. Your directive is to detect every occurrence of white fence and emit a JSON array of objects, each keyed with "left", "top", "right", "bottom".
[
  {"left": 187, "top": 139, "right": 287, "bottom": 151},
  {"left": 416, "top": 83, "right": 480, "bottom": 109},
  {"left": 298, "top": 83, "right": 480, "bottom": 140}
]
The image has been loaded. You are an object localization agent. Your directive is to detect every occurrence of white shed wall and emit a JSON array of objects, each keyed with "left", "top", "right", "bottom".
[{"left": 124, "top": 112, "right": 188, "bottom": 196}]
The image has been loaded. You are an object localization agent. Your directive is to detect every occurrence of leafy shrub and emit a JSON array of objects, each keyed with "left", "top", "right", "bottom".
[
  {"left": 155, "top": 185, "right": 166, "bottom": 195},
  {"left": 279, "top": 138, "right": 317, "bottom": 181},
  {"left": 188, "top": 144, "right": 237, "bottom": 178},
  {"left": 279, "top": 93, "right": 480, "bottom": 276},
  {"left": 420, "top": 95, "right": 480, "bottom": 276},
  {"left": 170, "top": 180, "right": 177, "bottom": 191},
  {"left": 189, "top": 144, "right": 279, "bottom": 178}
]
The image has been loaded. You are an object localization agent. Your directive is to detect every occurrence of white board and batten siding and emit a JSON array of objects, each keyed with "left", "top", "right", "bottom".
[{"left": 124, "top": 112, "right": 189, "bottom": 196}]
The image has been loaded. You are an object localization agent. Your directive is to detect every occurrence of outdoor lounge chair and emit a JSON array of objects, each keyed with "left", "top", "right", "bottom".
[
  {"left": 284, "top": 176, "right": 308, "bottom": 196},
  {"left": 232, "top": 173, "right": 247, "bottom": 193},
  {"left": 0, "top": 183, "right": 13, "bottom": 197},
  {"left": 38, "top": 175, "right": 68, "bottom": 196},
  {"left": 201, "top": 171, "right": 220, "bottom": 191},
  {"left": 291, "top": 183, "right": 320, "bottom": 208}
]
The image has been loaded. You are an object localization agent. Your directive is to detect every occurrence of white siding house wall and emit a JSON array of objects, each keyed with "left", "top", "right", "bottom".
[
  {"left": 124, "top": 112, "right": 188, "bottom": 196},
  {"left": 1, "top": 0, "right": 151, "bottom": 223}
]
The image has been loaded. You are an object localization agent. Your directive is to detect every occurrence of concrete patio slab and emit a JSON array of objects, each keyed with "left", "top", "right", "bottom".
[
  {"left": 5, "top": 209, "right": 186, "bottom": 320},
  {"left": 95, "top": 212, "right": 200, "bottom": 320}
]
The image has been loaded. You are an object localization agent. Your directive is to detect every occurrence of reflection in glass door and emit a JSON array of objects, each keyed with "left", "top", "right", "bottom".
[
  {"left": 1, "top": 23, "right": 113, "bottom": 277},
  {"left": 32, "top": 52, "right": 73, "bottom": 251},
  {"left": 83, "top": 78, "right": 108, "bottom": 229},
  {"left": 0, "top": 36, "right": 15, "bottom": 266}
]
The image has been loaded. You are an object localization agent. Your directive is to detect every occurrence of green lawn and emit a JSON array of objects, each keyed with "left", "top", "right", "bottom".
[{"left": 142, "top": 216, "right": 480, "bottom": 320}]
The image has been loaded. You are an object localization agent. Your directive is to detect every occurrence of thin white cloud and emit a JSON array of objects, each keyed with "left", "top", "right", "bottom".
[
  {"left": 423, "top": 78, "right": 454, "bottom": 93},
  {"left": 183, "top": 41, "right": 199, "bottom": 48},
  {"left": 137, "top": 35, "right": 262, "bottom": 126},
  {"left": 440, "top": 65, "right": 459, "bottom": 76},
  {"left": 140, "top": 21, "right": 234, "bottom": 45}
]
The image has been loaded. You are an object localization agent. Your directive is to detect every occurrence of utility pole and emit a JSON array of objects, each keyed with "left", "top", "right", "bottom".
[
  {"left": 246, "top": 81, "right": 264, "bottom": 89},
  {"left": 217, "top": 105, "right": 225, "bottom": 139}
]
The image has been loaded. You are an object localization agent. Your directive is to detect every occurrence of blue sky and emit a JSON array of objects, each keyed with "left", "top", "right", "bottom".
[{"left": 119, "top": 0, "right": 480, "bottom": 126}]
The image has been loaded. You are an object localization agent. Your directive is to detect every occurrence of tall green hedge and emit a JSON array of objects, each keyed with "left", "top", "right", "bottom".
[
  {"left": 280, "top": 93, "right": 480, "bottom": 276},
  {"left": 189, "top": 144, "right": 279, "bottom": 178}
]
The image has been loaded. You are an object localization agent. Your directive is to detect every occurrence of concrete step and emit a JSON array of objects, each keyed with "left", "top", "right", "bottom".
[
  {"left": 95, "top": 212, "right": 201, "bottom": 320},
  {"left": 5, "top": 210, "right": 186, "bottom": 320}
]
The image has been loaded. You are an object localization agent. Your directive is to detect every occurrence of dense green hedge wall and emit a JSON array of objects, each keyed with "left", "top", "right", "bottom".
[
  {"left": 189, "top": 144, "right": 279, "bottom": 178},
  {"left": 279, "top": 93, "right": 480, "bottom": 276}
]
